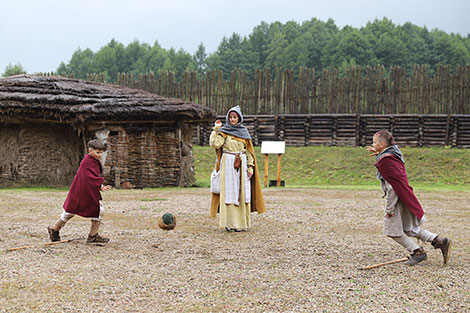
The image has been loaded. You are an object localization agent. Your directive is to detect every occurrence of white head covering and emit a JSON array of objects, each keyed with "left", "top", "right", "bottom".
[{"left": 219, "top": 105, "right": 251, "bottom": 140}]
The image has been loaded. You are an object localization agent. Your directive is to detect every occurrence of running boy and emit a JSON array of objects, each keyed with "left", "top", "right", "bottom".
[
  {"left": 367, "top": 130, "right": 452, "bottom": 266},
  {"left": 48, "top": 139, "right": 112, "bottom": 244}
]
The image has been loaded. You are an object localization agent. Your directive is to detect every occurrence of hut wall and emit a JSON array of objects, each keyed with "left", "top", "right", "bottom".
[
  {"left": 0, "top": 120, "right": 197, "bottom": 188},
  {"left": 0, "top": 122, "right": 82, "bottom": 186},
  {"left": 102, "top": 123, "right": 195, "bottom": 188}
]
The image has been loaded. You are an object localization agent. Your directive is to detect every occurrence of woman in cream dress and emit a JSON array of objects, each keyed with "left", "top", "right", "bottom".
[{"left": 209, "top": 105, "right": 265, "bottom": 231}]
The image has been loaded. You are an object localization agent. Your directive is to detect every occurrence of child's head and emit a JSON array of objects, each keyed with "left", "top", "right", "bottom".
[
  {"left": 372, "top": 130, "right": 396, "bottom": 153},
  {"left": 87, "top": 139, "right": 107, "bottom": 160}
]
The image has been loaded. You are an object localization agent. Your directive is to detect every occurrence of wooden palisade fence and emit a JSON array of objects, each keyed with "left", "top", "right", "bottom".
[
  {"left": 38, "top": 66, "right": 470, "bottom": 147},
  {"left": 99, "top": 64, "right": 470, "bottom": 115}
]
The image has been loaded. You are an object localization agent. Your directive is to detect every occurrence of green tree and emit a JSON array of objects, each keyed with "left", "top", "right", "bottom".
[
  {"left": 124, "top": 39, "right": 150, "bottom": 74},
  {"left": 362, "top": 18, "right": 407, "bottom": 67},
  {"left": 286, "top": 38, "right": 309, "bottom": 69},
  {"left": 430, "top": 30, "right": 470, "bottom": 71},
  {"left": 399, "top": 23, "right": 433, "bottom": 73},
  {"left": 322, "top": 26, "right": 376, "bottom": 69},
  {"left": 2, "top": 63, "right": 27, "bottom": 77},
  {"left": 53, "top": 17, "right": 470, "bottom": 82},
  {"left": 56, "top": 62, "right": 70, "bottom": 76},
  {"left": 133, "top": 41, "right": 168, "bottom": 76},
  {"left": 93, "top": 39, "right": 126, "bottom": 82},
  {"left": 209, "top": 33, "right": 257, "bottom": 78},
  {"left": 193, "top": 42, "right": 207, "bottom": 77},
  {"left": 265, "top": 32, "right": 289, "bottom": 69},
  {"left": 464, "top": 34, "right": 470, "bottom": 54},
  {"left": 338, "top": 58, "right": 357, "bottom": 77},
  {"left": 167, "top": 48, "right": 196, "bottom": 78},
  {"left": 162, "top": 57, "right": 175, "bottom": 73},
  {"left": 375, "top": 31, "right": 408, "bottom": 68},
  {"left": 281, "top": 20, "right": 301, "bottom": 43},
  {"left": 248, "top": 21, "right": 282, "bottom": 69},
  {"left": 301, "top": 18, "right": 338, "bottom": 72},
  {"left": 265, "top": 35, "right": 310, "bottom": 74},
  {"left": 57, "top": 48, "right": 94, "bottom": 78},
  {"left": 205, "top": 53, "right": 220, "bottom": 71}
]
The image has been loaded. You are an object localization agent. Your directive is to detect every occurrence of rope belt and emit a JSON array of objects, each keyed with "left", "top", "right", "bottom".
[
  {"left": 223, "top": 151, "right": 245, "bottom": 155},
  {"left": 223, "top": 151, "right": 244, "bottom": 170}
]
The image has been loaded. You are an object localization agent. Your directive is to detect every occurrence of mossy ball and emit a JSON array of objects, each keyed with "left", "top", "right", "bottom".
[{"left": 158, "top": 212, "right": 176, "bottom": 230}]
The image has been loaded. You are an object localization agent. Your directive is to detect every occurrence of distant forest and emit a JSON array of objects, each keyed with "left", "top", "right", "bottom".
[{"left": 53, "top": 18, "right": 469, "bottom": 82}]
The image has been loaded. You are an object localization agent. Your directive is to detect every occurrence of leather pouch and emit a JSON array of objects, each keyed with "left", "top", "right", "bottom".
[{"left": 234, "top": 154, "right": 241, "bottom": 169}]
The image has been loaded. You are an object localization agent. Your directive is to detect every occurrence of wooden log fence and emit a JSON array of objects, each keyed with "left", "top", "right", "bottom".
[
  {"left": 194, "top": 114, "right": 470, "bottom": 148},
  {"left": 101, "top": 64, "right": 470, "bottom": 115}
]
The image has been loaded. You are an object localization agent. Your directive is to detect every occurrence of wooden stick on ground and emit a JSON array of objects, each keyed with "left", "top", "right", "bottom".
[
  {"left": 6, "top": 238, "right": 80, "bottom": 252},
  {"left": 360, "top": 257, "right": 408, "bottom": 270}
]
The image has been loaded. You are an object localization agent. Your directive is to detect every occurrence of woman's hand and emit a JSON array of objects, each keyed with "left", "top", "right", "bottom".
[
  {"left": 213, "top": 119, "right": 222, "bottom": 131},
  {"left": 247, "top": 166, "right": 253, "bottom": 179}
]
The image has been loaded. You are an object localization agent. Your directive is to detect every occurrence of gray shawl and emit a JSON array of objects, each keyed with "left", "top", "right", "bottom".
[
  {"left": 219, "top": 105, "right": 252, "bottom": 140},
  {"left": 376, "top": 145, "right": 405, "bottom": 180}
]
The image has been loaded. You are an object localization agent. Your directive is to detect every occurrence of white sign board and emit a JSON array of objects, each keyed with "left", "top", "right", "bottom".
[{"left": 261, "top": 141, "right": 285, "bottom": 154}]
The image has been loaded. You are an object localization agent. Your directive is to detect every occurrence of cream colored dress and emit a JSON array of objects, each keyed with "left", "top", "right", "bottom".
[{"left": 210, "top": 130, "right": 254, "bottom": 230}]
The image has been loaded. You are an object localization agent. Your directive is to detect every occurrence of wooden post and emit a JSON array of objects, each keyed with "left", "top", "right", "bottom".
[
  {"left": 7, "top": 238, "right": 80, "bottom": 252},
  {"left": 360, "top": 257, "right": 408, "bottom": 270},
  {"left": 261, "top": 141, "right": 285, "bottom": 187},
  {"left": 264, "top": 154, "right": 269, "bottom": 187}
]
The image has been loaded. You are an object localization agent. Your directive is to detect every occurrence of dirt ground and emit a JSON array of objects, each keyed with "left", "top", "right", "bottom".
[{"left": 1, "top": 187, "right": 469, "bottom": 312}]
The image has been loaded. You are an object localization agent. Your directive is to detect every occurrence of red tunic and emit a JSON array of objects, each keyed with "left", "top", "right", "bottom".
[
  {"left": 63, "top": 154, "right": 104, "bottom": 218},
  {"left": 375, "top": 154, "right": 424, "bottom": 220}
]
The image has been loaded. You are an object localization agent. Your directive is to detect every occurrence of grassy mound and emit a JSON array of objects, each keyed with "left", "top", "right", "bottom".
[{"left": 193, "top": 145, "right": 470, "bottom": 191}]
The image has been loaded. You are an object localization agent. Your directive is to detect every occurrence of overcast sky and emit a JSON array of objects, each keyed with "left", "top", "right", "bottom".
[{"left": 1, "top": 0, "right": 469, "bottom": 74}]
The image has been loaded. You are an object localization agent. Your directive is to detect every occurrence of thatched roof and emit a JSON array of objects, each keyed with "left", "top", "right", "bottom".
[{"left": 0, "top": 75, "right": 215, "bottom": 125}]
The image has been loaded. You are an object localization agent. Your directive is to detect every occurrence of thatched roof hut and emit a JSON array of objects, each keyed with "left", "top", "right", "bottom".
[{"left": 0, "top": 75, "right": 215, "bottom": 188}]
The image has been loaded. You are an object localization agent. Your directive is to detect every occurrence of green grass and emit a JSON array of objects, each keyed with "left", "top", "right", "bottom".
[
  {"left": 140, "top": 198, "right": 168, "bottom": 201},
  {"left": 193, "top": 145, "right": 470, "bottom": 191},
  {"left": 1, "top": 146, "right": 468, "bottom": 192}
]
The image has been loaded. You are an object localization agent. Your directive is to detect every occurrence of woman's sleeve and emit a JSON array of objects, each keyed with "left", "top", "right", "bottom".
[{"left": 209, "top": 127, "right": 225, "bottom": 149}]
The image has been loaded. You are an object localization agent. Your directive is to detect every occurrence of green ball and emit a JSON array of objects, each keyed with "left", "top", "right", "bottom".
[{"left": 162, "top": 212, "right": 173, "bottom": 225}]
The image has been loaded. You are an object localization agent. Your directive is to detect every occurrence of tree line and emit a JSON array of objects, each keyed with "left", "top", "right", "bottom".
[{"left": 3, "top": 17, "right": 470, "bottom": 81}]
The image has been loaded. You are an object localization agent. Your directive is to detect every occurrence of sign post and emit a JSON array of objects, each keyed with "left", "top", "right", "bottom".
[
  {"left": 264, "top": 154, "right": 269, "bottom": 187},
  {"left": 260, "top": 141, "right": 286, "bottom": 187}
]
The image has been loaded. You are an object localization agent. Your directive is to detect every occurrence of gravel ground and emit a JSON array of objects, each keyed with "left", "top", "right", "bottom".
[{"left": 0, "top": 187, "right": 469, "bottom": 312}]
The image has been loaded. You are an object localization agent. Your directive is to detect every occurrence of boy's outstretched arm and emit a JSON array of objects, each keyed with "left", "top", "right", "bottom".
[
  {"left": 366, "top": 146, "right": 378, "bottom": 156},
  {"left": 101, "top": 185, "right": 113, "bottom": 192}
]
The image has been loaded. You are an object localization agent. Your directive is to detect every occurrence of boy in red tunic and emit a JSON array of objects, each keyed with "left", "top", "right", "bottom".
[
  {"left": 48, "top": 139, "right": 112, "bottom": 244},
  {"left": 367, "top": 130, "right": 452, "bottom": 265}
]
